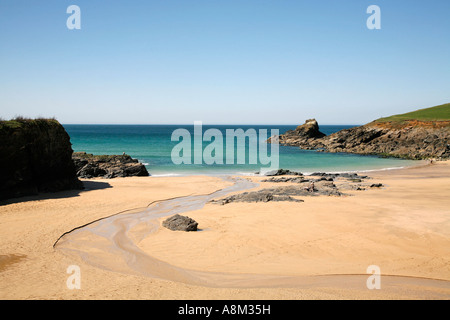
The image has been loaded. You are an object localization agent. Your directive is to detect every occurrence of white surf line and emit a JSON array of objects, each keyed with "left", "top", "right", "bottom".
[{"left": 55, "top": 176, "right": 450, "bottom": 295}]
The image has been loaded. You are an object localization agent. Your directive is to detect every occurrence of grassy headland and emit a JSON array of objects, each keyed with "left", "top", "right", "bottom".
[{"left": 375, "top": 103, "right": 450, "bottom": 123}]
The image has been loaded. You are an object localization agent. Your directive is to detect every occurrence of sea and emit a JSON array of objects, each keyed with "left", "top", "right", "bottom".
[{"left": 64, "top": 124, "right": 419, "bottom": 176}]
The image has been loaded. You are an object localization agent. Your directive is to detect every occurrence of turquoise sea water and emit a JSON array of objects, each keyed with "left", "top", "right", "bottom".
[{"left": 64, "top": 124, "right": 419, "bottom": 176}]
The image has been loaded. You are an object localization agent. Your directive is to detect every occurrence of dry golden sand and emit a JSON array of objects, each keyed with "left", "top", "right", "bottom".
[{"left": 0, "top": 162, "right": 449, "bottom": 299}]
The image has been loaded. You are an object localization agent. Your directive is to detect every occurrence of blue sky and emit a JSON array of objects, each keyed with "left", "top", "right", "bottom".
[{"left": 0, "top": 0, "right": 449, "bottom": 124}]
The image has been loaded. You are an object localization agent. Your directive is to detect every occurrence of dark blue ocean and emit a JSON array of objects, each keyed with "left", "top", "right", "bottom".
[{"left": 64, "top": 124, "right": 418, "bottom": 176}]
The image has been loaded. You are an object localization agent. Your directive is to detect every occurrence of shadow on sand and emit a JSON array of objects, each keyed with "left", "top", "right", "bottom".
[{"left": 0, "top": 180, "right": 112, "bottom": 206}]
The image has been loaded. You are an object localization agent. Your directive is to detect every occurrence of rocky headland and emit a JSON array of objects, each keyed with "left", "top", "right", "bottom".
[{"left": 270, "top": 115, "right": 450, "bottom": 160}]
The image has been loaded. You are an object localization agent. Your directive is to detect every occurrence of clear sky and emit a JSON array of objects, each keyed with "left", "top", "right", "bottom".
[{"left": 0, "top": 0, "right": 449, "bottom": 124}]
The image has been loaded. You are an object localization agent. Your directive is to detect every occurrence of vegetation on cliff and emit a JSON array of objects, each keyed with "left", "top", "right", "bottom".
[{"left": 375, "top": 103, "right": 450, "bottom": 123}]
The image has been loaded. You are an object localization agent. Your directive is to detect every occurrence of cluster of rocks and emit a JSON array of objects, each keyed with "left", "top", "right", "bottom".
[
  {"left": 211, "top": 190, "right": 305, "bottom": 205},
  {"left": 211, "top": 179, "right": 342, "bottom": 205},
  {"left": 210, "top": 169, "right": 385, "bottom": 205},
  {"left": 308, "top": 172, "right": 370, "bottom": 179},
  {"left": 72, "top": 152, "right": 149, "bottom": 179},
  {"left": 262, "top": 172, "right": 369, "bottom": 184},
  {"left": 270, "top": 119, "right": 450, "bottom": 160},
  {"left": 163, "top": 171, "right": 384, "bottom": 229}
]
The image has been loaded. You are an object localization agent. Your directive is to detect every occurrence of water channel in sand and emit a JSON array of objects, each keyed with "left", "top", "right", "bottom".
[{"left": 54, "top": 176, "right": 450, "bottom": 297}]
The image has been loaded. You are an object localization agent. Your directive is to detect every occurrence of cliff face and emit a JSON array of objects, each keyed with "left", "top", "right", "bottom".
[
  {"left": 0, "top": 119, "right": 83, "bottom": 200},
  {"left": 275, "top": 119, "right": 450, "bottom": 160}
]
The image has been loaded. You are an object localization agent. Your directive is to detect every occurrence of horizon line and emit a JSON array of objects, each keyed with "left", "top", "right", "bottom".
[{"left": 61, "top": 123, "right": 363, "bottom": 126}]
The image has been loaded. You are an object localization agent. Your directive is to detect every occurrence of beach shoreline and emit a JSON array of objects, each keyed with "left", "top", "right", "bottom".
[{"left": 1, "top": 161, "right": 449, "bottom": 299}]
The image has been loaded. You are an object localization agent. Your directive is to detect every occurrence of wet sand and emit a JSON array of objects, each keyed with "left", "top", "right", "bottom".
[{"left": 0, "top": 162, "right": 449, "bottom": 299}]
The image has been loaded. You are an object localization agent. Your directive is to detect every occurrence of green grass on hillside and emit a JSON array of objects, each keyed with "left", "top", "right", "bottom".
[
  {"left": 376, "top": 103, "right": 450, "bottom": 122},
  {"left": 0, "top": 117, "right": 59, "bottom": 128}
]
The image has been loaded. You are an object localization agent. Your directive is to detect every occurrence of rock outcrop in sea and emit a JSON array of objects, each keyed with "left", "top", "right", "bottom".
[
  {"left": 0, "top": 118, "right": 83, "bottom": 200},
  {"left": 270, "top": 119, "right": 450, "bottom": 160},
  {"left": 268, "top": 119, "right": 326, "bottom": 150},
  {"left": 72, "top": 152, "right": 150, "bottom": 179}
]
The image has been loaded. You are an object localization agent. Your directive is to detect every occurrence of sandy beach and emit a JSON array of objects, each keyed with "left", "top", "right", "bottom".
[{"left": 1, "top": 162, "right": 450, "bottom": 300}]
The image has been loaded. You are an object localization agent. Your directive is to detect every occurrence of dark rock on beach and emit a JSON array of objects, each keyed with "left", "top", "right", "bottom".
[
  {"left": 162, "top": 214, "right": 198, "bottom": 231},
  {"left": 72, "top": 152, "right": 149, "bottom": 179},
  {"left": 212, "top": 190, "right": 304, "bottom": 205},
  {"left": 211, "top": 180, "right": 342, "bottom": 205},
  {"left": 370, "top": 183, "right": 383, "bottom": 188},
  {"left": 308, "top": 172, "right": 369, "bottom": 180},
  {"left": 262, "top": 172, "right": 369, "bottom": 184},
  {"left": 262, "top": 176, "right": 306, "bottom": 183},
  {"left": 0, "top": 118, "right": 83, "bottom": 200}
]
